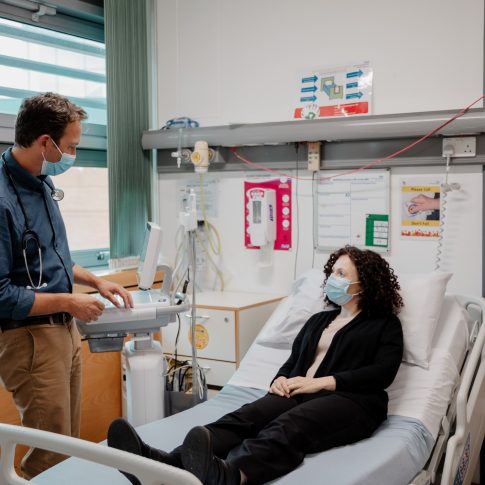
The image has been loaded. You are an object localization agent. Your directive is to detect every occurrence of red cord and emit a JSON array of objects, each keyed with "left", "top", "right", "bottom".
[{"left": 230, "top": 94, "right": 485, "bottom": 182}]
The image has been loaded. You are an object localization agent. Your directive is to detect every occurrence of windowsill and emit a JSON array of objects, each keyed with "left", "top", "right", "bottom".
[{"left": 74, "top": 268, "right": 164, "bottom": 294}]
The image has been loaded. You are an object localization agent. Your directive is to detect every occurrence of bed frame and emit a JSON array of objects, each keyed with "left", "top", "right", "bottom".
[
  {"left": 0, "top": 294, "right": 483, "bottom": 485},
  {"left": 410, "top": 295, "right": 485, "bottom": 485}
]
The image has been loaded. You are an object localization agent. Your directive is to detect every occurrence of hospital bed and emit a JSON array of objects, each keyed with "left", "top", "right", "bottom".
[{"left": 0, "top": 270, "right": 484, "bottom": 485}]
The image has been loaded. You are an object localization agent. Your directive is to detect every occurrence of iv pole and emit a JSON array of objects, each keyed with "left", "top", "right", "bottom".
[{"left": 188, "top": 226, "right": 199, "bottom": 402}]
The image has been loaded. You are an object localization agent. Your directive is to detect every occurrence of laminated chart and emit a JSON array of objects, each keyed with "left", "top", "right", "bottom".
[
  {"left": 400, "top": 177, "right": 441, "bottom": 239},
  {"left": 315, "top": 170, "right": 390, "bottom": 251},
  {"left": 294, "top": 61, "right": 373, "bottom": 119}
]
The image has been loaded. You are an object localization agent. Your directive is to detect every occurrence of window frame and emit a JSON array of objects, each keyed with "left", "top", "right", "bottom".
[
  {"left": 0, "top": 2, "right": 109, "bottom": 270},
  {"left": 0, "top": 1, "right": 104, "bottom": 43}
]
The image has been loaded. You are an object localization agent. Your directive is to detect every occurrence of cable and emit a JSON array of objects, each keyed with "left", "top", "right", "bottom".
[
  {"left": 312, "top": 171, "right": 316, "bottom": 268},
  {"left": 293, "top": 142, "right": 300, "bottom": 279},
  {"left": 199, "top": 174, "right": 221, "bottom": 255},
  {"left": 434, "top": 145, "right": 460, "bottom": 271},
  {"left": 195, "top": 228, "right": 225, "bottom": 290},
  {"left": 230, "top": 94, "right": 485, "bottom": 183},
  {"left": 174, "top": 314, "right": 181, "bottom": 365}
]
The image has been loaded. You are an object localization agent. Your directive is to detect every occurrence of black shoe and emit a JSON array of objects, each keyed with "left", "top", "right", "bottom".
[
  {"left": 181, "top": 426, "right": 240, "bottom": 485},
  {"left": 107, "top": 418, "right": 182, "bottom": 484}
]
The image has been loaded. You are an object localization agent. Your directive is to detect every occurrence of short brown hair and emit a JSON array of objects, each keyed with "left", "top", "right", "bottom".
[
  {"left": 323, "top": 245, "right": 403, "bottom": 316},
  {"left": 15, "top": 92, "right": 87, "bottom": 148}
]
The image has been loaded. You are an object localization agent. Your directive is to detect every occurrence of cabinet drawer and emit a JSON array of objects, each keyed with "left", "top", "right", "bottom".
[
  {"left": 161, "top": 309, "right": 236, "bottom": 362},
  {"left": 198, "top": 358, "right": 237, "bottom": 387}
]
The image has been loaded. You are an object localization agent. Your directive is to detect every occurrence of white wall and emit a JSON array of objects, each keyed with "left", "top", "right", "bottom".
[
  {"left": 156, "top": 0, "right": 484, "bottom": 126},
  {"left": 159, "top": 166, "right": 482, "bottom": 297},
  {"left": 155, "top": 0, "right": 484, "bottom": 297}
]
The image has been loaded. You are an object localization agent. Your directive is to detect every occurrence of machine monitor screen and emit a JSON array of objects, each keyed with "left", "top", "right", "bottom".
[{"left": 137, "top": 222, "right": 163, "bottom": 290}]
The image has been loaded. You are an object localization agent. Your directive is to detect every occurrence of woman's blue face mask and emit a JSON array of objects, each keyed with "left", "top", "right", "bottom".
[
  {"left": 323, "top": 274, "right": 360, "bottom": 306},
  {"left": 41, "top": 138, "right": 76, "bottom": 176}
]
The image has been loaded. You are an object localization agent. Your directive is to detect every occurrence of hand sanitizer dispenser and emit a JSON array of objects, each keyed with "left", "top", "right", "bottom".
[{"left": 247, "top": 188, "right": 276, "bottom": 247}]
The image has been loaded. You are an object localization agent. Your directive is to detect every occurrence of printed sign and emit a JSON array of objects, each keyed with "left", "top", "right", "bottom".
[
  {"left": 294, "top": 61, "right": 373, "bottom": 119},
  {"left": 400, "top": 178, "right": 441, "bottom": 239}
]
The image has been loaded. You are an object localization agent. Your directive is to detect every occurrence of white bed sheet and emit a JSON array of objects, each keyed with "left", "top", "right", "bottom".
[{"left": 34, "top": 386, "right": 433, "bottom": 485}]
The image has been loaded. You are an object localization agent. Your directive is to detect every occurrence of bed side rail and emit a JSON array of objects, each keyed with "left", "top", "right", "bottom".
[
  {"left": 0, "top": 423, "right": 201, "bottom": 485},
  {"left": 440, "top": 295, "right": 485, "bottom": 485}
]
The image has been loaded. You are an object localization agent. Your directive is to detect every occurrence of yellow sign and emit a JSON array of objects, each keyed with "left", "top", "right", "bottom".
[
  {"left": 188, "top": 324, "right": 209, "bottom": 350},
  {"left": 401, "top": 185, "right": 441, "bottom": 193},
  {"left": 402, "top": 220, "right": 440, "bottom": 227},
  {"left": 400, "top": 177, "right": 441, "bottom": 239}
]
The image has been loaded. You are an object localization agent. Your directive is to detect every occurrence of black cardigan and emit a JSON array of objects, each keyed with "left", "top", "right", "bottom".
[{"left": 273, "top": 309, "right": 403, "bottom": 424}]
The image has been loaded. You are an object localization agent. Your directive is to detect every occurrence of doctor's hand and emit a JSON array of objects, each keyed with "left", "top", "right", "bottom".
[
  {"left": 96, "top": 280, "right": 134, "bottom": 309},
  {"left": 67, "top": 294, "right": 105, "bottom": 322},
  {"left": 286, "top": 376, "right": 336, "bottom": 396},
  {"left": 269, "top": 376, "right": 291, "bottom": 397}
]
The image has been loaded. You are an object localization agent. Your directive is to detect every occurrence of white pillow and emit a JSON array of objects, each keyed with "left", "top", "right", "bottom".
[
  {"left": 398, "top": 272, "right": 452, "bottom": 368},
  {"left": 256, "top": 268, "right": 325, "bottom": 348},
  {"left": 255, "top": 268, "right": 452, "bottom": 370}
]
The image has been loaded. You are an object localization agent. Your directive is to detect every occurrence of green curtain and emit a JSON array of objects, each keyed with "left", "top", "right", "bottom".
[{"left": 105, "top": 0, "right": 152, "bottom": 259}]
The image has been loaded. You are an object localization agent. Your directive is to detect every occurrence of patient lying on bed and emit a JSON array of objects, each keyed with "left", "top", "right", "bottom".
[{"left": 107, "top": 246, "right": 404, "bottom": 485}]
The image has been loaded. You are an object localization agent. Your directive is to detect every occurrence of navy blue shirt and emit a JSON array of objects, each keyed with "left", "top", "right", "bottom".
[{"left": 0, "top": 147, "right": 73, "bottom": 320}]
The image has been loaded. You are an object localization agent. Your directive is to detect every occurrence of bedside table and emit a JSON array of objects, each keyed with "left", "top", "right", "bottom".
[{"left": 161, "top": 291, "right": 284, "bottom": 387}]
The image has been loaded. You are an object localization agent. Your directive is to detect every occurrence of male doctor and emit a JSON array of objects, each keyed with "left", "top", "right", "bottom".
[{"left": 0, "top": 92, "right": 133, "bottom": 478}]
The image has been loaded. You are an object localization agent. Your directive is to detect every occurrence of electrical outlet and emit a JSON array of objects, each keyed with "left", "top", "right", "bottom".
[
  {"left": 307, "top": 141, "right": 321, "bottom": 171},
  {"left": 442, "top": 136, "right": 476, "bottom": 157}
]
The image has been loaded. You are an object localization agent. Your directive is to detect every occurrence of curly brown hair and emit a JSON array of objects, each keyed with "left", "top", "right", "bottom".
[{"left": 323, "top": 246, "right": 403, "bottom": 316}]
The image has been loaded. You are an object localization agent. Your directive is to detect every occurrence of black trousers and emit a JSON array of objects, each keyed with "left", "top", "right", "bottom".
[{"left": 203, "top": 392, "right": 378, "bottom": 484}]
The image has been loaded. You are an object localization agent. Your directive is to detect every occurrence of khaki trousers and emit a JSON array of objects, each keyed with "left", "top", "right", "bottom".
[{"left": 0, "top": 320, "right": 82, "bottom": 479}]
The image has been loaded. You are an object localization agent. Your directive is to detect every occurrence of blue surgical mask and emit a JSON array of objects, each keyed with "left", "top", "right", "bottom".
[
  {"left": 323, "top": 274, "right": 360, "bottom": 306},
  {"left": 41, "top": 138, "right": 76, "bottom": 176}
]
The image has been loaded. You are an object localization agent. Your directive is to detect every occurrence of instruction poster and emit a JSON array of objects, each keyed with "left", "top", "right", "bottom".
[
  {"left": 315, "top": 170, "right": 389, "bottom": 251},
  {"left": 244, "top": 177, "right": 292, "bottom": 250},
  {"left": 294, "top": 61, "right": 373, "bottom": 120},
  {"left": 400, "top": 178, "right": 441, "bottom": 239}
]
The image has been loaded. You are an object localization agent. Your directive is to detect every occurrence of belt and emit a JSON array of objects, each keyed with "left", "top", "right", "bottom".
[{"left": 0, "top": 313, "right": 72, "bottom": 332}]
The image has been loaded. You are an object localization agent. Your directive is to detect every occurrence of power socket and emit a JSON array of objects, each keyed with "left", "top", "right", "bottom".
[
  {"left": 442, "top": 136, "right": 476, "bottom": 157},
  {"left": 307, "top": 141, "right": 321, "bottom": 171}
]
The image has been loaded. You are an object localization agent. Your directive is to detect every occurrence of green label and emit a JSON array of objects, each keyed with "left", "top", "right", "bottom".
[{"left": 365, "top": 214, "right": 389, "bottom": 248}]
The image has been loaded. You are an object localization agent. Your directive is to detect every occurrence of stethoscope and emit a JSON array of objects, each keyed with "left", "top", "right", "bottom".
[{"left": 2, "top": 154, "right": 65, "bottom": 290}]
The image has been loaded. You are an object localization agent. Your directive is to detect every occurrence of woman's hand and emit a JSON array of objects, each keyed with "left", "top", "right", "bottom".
[
  {"left": 269, "top": 376, "right": 291, "bottom": 397},
  {"left": 286, "top": 376, "right": 336, "bottom": 396}
]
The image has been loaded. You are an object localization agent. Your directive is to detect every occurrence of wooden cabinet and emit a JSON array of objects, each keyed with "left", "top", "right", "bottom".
[{"left": 161, "top": 291, "right": 283, "bottom": 387}]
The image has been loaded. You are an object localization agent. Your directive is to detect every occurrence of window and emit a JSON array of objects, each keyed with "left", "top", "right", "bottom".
[
  {"left": 55, "top": 167, "right": 109, "bottom": 267},
  {"left": 0, "top": 17, "right": 106, "bottom": 123},
  {"left": 0, "top": 14, "right": 109, "bottom": 268}
]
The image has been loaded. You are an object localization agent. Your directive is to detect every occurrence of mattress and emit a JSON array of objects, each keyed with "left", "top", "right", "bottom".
[{"left": 34, "top": 385, "right": 433, "bottom": 485}]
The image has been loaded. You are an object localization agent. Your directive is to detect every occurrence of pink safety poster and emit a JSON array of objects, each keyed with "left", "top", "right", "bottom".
[{"left": 244, "top": 178, "right": 292, "bottom": 250}]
